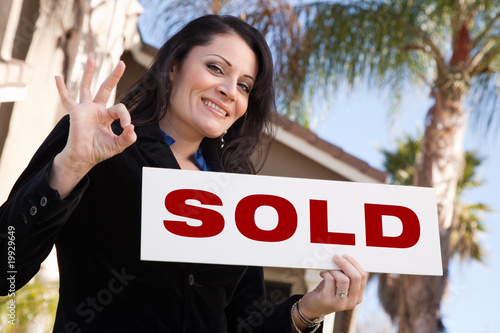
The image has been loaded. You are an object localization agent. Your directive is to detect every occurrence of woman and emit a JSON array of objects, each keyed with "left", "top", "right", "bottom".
[{"left": 0, "top": 15, "right": 366, "bottom": 332}]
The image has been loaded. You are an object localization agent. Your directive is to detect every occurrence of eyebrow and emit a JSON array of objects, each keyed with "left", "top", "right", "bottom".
[{"left": 208, "top": 54, "right": 255, "bottom": 82}]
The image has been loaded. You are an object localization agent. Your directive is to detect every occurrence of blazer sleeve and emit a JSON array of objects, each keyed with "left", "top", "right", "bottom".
[
  {"left": 0, "top": 115, "right": 89, "bottom": 294},
  {"left": 226, "top": 266, "right": 323, "bottom": 333}
]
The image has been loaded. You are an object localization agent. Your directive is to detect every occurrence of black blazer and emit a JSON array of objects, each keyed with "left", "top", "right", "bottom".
[{"left": 0, "top": 115, "right": 308, "bottom": 332}]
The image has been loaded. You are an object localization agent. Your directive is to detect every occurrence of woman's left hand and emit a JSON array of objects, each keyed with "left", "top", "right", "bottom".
[{"left": 298, "top": 254, "right": 367, "bottom": 320}]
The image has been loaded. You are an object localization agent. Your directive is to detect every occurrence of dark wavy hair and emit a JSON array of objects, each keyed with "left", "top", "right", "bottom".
[{"left": 121, "top": 15, "right": 276, "bottom": 174}]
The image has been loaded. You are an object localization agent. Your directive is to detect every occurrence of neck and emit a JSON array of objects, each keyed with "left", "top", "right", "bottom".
[
  {"left": 159, "top": 118, "right": 202, "bottom": 171},
  {"left": 159, "top": 118, "right": 202, "bottom": 156}
]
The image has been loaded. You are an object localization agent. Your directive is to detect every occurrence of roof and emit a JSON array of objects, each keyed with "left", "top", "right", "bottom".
[{"left": 275, "top": 114, "right": 386, "bottom": 183}]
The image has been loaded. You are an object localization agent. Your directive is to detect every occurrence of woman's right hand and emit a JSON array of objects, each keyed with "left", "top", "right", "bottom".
[{"left": 49, "top": 58, "right": 137, "bottom": 198}]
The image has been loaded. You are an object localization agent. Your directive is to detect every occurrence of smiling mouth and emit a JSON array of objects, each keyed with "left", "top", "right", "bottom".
[{"left": 203, "top": 99, "right": 227, "bottom": 117}]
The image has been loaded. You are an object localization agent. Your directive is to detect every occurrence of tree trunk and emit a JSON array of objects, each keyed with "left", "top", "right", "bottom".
[{"left": 397, "top": 89, "right": 467, "bottom": 333}]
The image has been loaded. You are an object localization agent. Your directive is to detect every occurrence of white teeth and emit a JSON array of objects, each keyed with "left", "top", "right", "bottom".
[{"left": 203, "top": 100, "right": 227, "bottom": 116}]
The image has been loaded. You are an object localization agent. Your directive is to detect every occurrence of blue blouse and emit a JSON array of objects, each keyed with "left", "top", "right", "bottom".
[{"left": 160, "top": 130, "right": 211, "bottom": 171}]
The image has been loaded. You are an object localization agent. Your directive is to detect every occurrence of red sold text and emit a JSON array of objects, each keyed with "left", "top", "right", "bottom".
[{"left": 163, "top": 189, "right": 420, "bottom": 249}]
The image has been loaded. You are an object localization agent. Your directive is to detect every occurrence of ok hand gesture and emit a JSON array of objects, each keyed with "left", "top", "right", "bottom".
[{"left": 49, "top": 58, "right": 137, "bottom": 198}]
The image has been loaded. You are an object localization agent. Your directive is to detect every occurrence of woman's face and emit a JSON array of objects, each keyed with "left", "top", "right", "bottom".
[{"left": 165, "top": 33, "right": 258, "bottom": 141}]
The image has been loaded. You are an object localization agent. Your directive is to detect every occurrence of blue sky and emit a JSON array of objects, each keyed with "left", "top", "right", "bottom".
[{"left": 314, "top": 84, "right": 500, "bottom": 332}]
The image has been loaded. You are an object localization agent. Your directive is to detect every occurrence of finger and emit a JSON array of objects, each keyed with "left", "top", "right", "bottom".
[
  {"left": 333, "top": 254, "right": 361, "bottom": 281},
  {"left": 329, "top": 270, "right": 350, "bottom": 298},
  {"left": 343, "top": 254, "right": 368, "bottom": 291},
  {"left": 54, "top": 76, "right": 77, "bottom": 110},
  {"left": 93, "top": 61, "right": 126, "bottom": 105},
  {"left": 80, "top": 58, "right": 96, "bottom": 102},
  {"left": 334, "top": 255, "right": 364, "bottom": 302},
  {"left": 319, "top": 270, "right": 336, "bottom": 296},
  {"left": 118, "top": 123, "right": 137, "bottom": 149},
  {"left": 107, "top": 103, "right": 137, "bottom": 149},
  {"left": 107, "top": 103, "right": 131, "bottom": 127}
]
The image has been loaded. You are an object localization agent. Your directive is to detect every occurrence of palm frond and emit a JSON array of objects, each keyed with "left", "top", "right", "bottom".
[{"left": 279, "top": 0, "right": 441, "bottom": 118}]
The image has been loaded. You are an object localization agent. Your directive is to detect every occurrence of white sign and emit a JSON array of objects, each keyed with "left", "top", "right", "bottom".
[{"left": 141, "top": 167, "right": 442, "bottom": 276}]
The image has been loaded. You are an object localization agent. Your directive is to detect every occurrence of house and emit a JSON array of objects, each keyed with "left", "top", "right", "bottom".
[{"left": 0, "top": 1, "right": 386, "bottom": 331}]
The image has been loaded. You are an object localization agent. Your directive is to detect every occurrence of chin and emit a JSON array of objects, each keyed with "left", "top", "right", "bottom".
[
  {"left": 202, "top": 127, "right": 226, "bottom": 139},
  {"left": 205, "top": 133, "right": 223, "bottom": 139}
]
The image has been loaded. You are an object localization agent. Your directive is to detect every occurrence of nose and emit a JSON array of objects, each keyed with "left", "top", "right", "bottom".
[{"left": 218, "top": 79, "right": 237, "bottom": 101}]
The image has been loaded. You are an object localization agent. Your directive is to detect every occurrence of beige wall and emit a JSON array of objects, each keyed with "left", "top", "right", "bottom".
[
  {"left": 0, "top": 0, "right": 63, "bottom": 203},
  {"left": 259, "top": 139, "right": 349, "bottom": 181}
]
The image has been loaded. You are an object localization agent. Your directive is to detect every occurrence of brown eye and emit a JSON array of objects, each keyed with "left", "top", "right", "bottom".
[
  {"left": 207, "top": 63, "right": 223, "bottom": 74},
  {"left": 238, "top": 82, "right": 250, "bottom": 93}
]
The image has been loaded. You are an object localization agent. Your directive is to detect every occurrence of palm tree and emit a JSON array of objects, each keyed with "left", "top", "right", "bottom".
[
  {"left": 289, "top": 2, "right": 499, "bottom": 331},
  {"left": 377, "top": 133, "right": 491, "bottom": 332}
]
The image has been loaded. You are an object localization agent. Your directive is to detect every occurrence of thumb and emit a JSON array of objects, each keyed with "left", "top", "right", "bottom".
[{"left": 116, "top": 124, "right": 137, "bottom": 151}]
